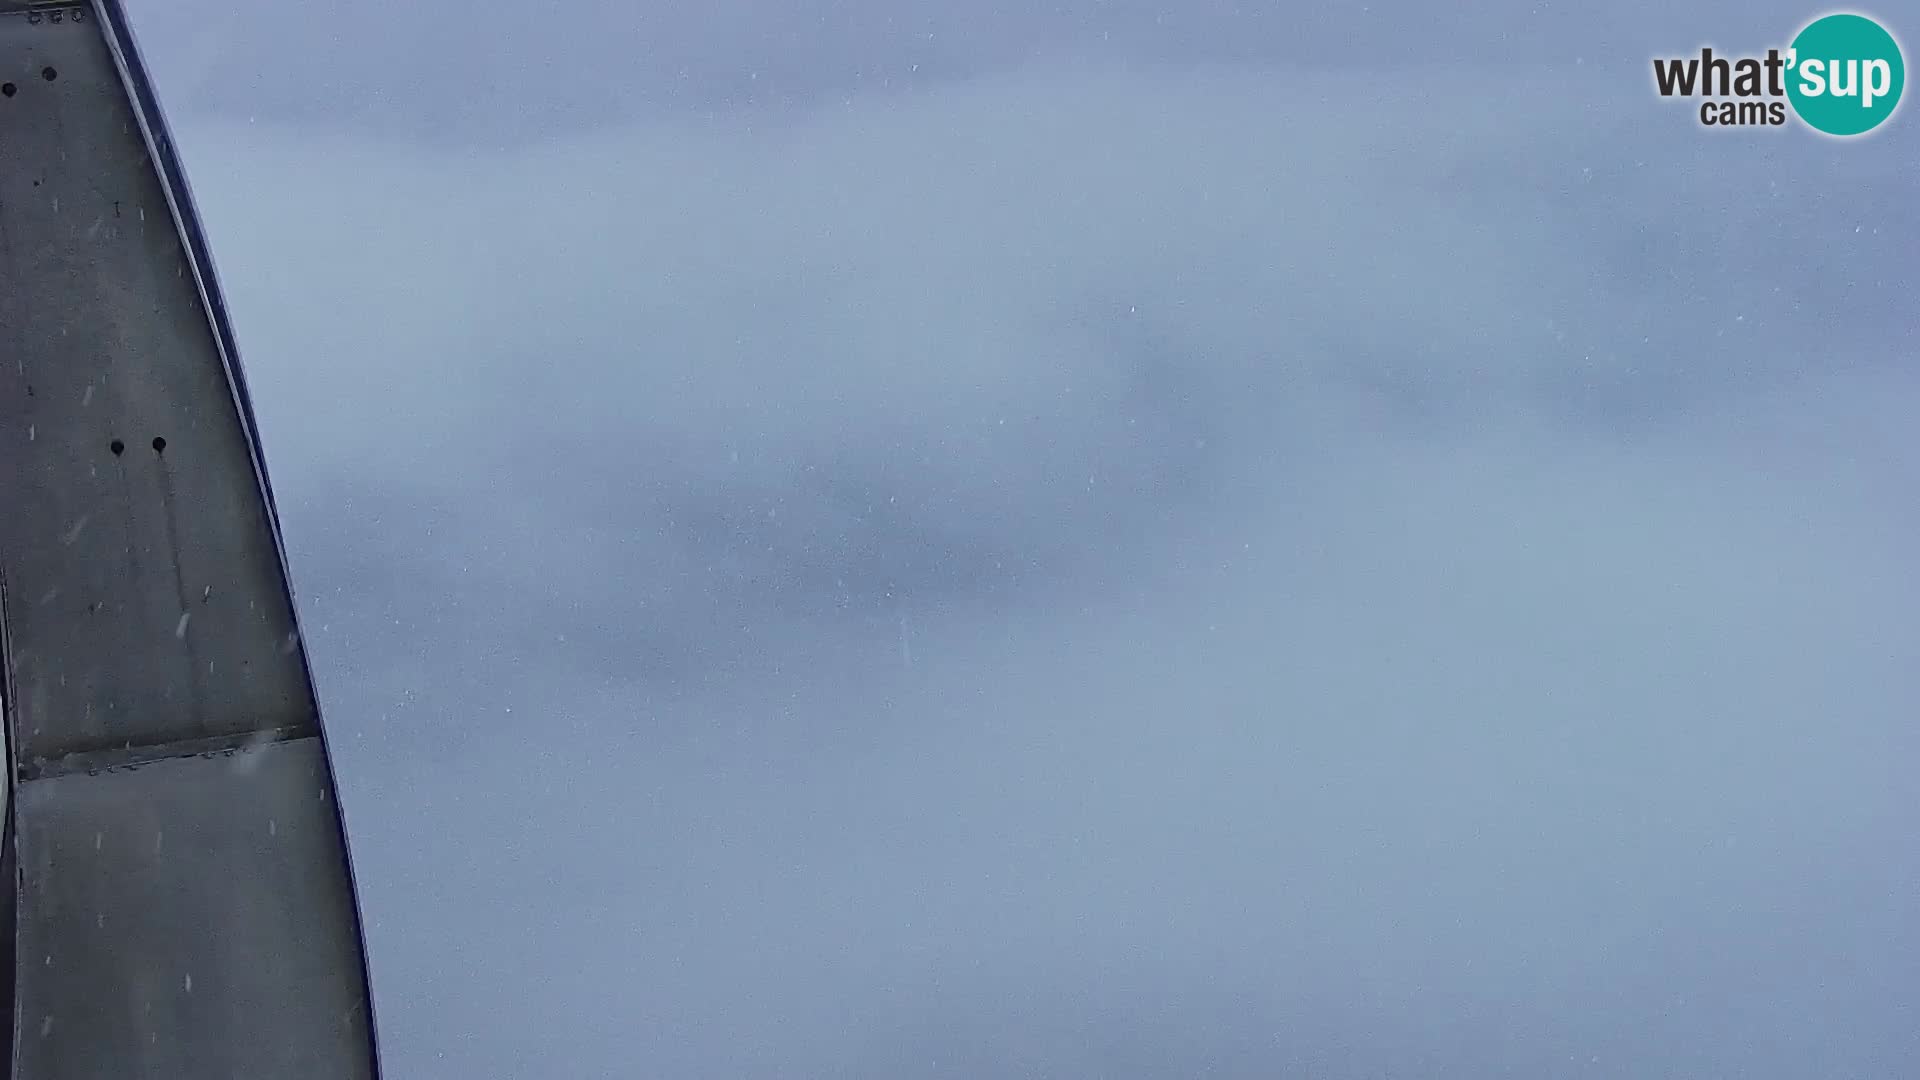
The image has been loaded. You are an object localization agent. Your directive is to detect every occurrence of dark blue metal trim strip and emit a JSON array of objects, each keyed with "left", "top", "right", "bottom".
[{"left": 89, "top": 3, "right": 385, "bottom": 1071}]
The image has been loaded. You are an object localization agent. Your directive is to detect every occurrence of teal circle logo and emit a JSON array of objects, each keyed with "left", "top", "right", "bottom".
[{"left": 1786, "top": 13, "right": 1905, "bottom": 136}]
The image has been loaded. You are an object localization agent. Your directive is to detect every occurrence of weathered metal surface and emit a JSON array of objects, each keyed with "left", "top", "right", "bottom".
[
  {"left": 12, "top": 739, "right": 375, "bottom": 1079},
  {"left": 0, "top": 2, "right": 380, "bottom": 1076},
  {"left": 0, "top": 3, "right": 310, "bottom": 766}
]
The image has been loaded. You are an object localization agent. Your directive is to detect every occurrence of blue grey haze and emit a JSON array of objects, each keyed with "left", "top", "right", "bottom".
[{"left": 122, "top": 1, "right": 1920, "bottom": 1076}]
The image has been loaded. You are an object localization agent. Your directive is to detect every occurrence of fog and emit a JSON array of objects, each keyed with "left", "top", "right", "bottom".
[{"left": 129, "top": 11, "right": 1920, "bottom": 1078}]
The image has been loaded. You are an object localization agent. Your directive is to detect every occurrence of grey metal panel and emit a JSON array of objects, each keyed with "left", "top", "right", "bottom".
[
  {"left": 11, "top": 737, "right": 375, "bottom": 1080},
  {"left": 0, "top": 2, "right": 381, "bottom": 1076},
  {"left": 0, "top": 5, "right": 311, "bottom": 764}
]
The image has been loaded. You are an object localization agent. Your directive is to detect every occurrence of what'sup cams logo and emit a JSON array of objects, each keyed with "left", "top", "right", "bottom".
[{"left": 1652, "top": 12, "right": 1905, "bottom": 136}]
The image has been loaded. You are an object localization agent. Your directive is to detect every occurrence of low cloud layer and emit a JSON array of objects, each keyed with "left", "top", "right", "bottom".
[{"left": 175, "top": 65, "right": 1919, "bottom": 1078}]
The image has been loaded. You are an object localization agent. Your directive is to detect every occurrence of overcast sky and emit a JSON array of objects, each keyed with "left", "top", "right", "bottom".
[{"left": 123, "top": 2, "right": 1919, "bottom": 1077}]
